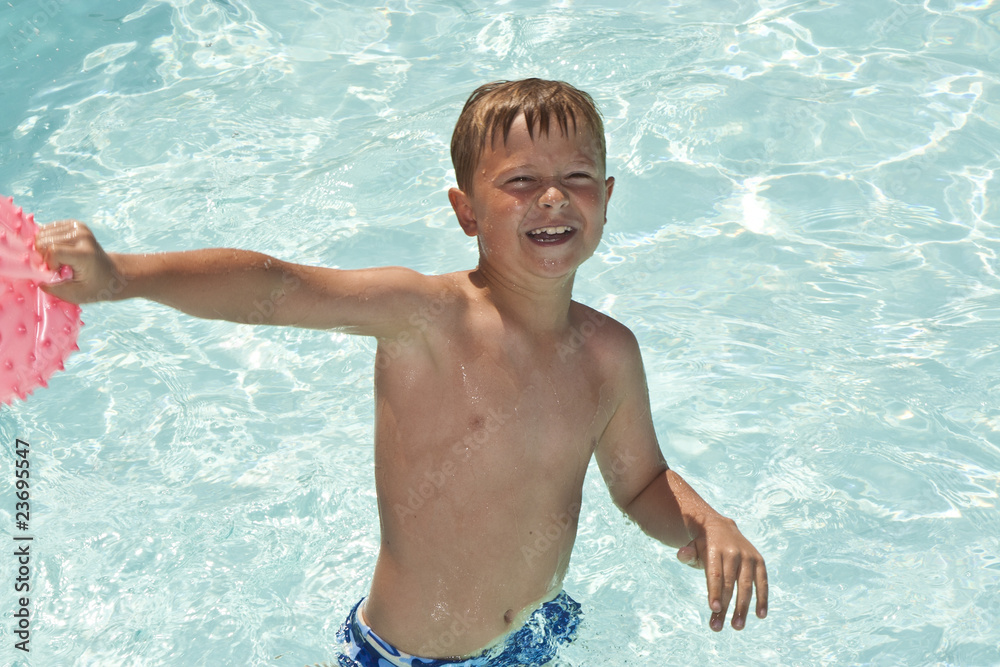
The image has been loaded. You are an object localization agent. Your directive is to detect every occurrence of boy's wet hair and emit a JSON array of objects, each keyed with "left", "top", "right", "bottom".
[{"left": 451, "top": 79, "right": 606, "bottom": 193}]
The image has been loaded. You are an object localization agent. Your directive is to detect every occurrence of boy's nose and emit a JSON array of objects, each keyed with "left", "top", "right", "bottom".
[{"left": 538, "top": 185, "right": 569, "bottom": 210}]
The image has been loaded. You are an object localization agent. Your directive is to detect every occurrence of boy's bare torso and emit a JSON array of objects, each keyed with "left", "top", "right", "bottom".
[
  {"left": 363, "top": 270, "right": 622, "bottom": 658},
  {"left": 35, "top": 85, "right": 768, "bottom": 661}
]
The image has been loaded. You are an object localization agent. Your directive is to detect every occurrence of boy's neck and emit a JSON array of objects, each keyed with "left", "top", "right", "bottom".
[{"left": 470, "top": 262, "right": 576, "bottom": 333}]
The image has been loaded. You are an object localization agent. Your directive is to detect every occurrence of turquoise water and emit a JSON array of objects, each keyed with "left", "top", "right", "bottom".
[{"left": 2, "top": 0, "right": 1000, "bottom": 665}]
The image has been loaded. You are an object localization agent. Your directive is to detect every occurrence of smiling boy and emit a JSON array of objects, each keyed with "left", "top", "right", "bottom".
[{"left": 37, "top": 79, "right": 767, "bottom": 666}]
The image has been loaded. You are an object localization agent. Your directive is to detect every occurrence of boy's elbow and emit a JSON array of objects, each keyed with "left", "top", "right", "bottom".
[{"left": 617, "top": 467, "right": 668, "bottom": 518}]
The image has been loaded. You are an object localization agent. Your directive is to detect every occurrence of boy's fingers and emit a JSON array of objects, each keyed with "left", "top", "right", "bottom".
[
  {"left": 36, "top": 220, "right": 83, "bottom": 268},
  {"left": 755, "top": 560, "right": 769, "bottom": 619},
  {"left": 708, "top": 551, "right": 742, "bottom": 632},
  {"left": 36, "top": 219, "right": 80, "bottom": 245},
  {"left": 705, "top": 548, "right": 725, "bottom": 631},
  {"left": 676, "top": 542, "right": 701, "bottom": 568},
  {"left": 731, "top": 563, "right": 754, "bottom": 630},
  {"left": 720, "top": 554, "right": 737, "bottom": 620}
]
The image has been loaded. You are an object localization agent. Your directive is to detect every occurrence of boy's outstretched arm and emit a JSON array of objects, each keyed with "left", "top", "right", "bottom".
[
  {"left": 35, "top": 220, "right": 434, "bottom": 336},
  {"left": 594, "top": 325, "right": 768, "bottom": 632}
]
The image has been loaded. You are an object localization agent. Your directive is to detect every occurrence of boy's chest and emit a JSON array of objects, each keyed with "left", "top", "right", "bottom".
[
  {"left": 447, "top": 333, "right": 614, "bottom": 463},
  {"left": 376, "top": 311, "right": 617, "bottom": 506}
]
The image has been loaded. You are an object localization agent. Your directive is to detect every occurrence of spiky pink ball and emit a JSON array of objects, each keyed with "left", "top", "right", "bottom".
[{"left": 0, "top": 196, "right": 83, "bottom": 404}]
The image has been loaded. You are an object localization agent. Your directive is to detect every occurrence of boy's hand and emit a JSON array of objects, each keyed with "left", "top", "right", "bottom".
[
  {"left": 677, "top": 516, "right": 768, "bottom": 632},
  {"left": 35, "top": 220, "right": 123, "bottom": 304}
]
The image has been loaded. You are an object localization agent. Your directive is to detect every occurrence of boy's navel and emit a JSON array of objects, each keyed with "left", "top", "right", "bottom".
[{"left": 503, "top": 609, "right": 514, "bottom": 625}]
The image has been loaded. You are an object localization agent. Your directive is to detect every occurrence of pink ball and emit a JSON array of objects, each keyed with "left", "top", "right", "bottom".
[{"left": 0, "top": 196, "right": 83, "bottom": 405}]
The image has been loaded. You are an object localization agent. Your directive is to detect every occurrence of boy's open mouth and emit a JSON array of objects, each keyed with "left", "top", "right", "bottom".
[{"left": 526, "top": 225, "right": 576, "bottom": 244}]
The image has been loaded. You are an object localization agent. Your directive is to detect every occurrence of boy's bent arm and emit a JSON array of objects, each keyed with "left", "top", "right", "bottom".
[
  {"left": 37, "top": 220, "right": 435, "bottom": 336},
  {"left": 594, "top": 326, "right": 768, "bottom": 632}
]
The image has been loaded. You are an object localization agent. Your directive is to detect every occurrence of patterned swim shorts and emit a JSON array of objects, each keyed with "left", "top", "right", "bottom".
[{"left": 336, "top": 592, "right": 581, "bottom": 667}]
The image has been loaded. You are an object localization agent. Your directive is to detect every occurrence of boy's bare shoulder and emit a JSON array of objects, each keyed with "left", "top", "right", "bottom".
[{"left": 566, "top": 301, "right": 643, "bottom": 370}]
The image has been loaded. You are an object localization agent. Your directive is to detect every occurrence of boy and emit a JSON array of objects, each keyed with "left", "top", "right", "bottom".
[{"left": 37, "top": 79, "right": 767, "bottom": 666}]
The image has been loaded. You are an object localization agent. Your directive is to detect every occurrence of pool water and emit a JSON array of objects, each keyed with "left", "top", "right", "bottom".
[{"left": 2, "top": 1, "right": 999, "bottom": 665}]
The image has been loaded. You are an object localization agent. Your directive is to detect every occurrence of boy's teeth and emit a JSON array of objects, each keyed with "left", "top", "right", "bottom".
[{"left": 528, "top": 226, "right": 572, "bottom": 236}]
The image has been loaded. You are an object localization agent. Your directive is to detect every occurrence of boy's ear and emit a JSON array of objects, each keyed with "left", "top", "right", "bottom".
[
  {"left": 604, "top": 176, "right": 615, "bottom": 222},
  {"left": 448, "top": 188, "right": 478, "bottom": 237}
]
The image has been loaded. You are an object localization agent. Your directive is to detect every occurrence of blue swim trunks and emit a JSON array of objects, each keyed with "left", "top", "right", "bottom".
[{"left": 336, "top": 592, "right": 581, "bottom": 667}]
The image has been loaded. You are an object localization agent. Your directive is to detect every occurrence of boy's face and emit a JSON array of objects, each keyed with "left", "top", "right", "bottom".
[{"left": 449, "top": 114, "right": 614, "bottom": 286}]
